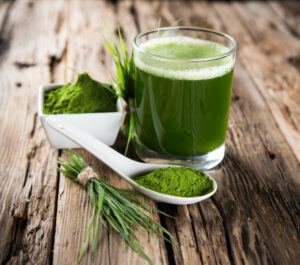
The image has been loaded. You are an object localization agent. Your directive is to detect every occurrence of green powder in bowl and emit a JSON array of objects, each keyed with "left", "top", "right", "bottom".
[
  {"left": 43, "top": 72, "right": 117, "bottom": 114},
  {"left": 134, "top": 167, "right": 213, "bottom": 197}
]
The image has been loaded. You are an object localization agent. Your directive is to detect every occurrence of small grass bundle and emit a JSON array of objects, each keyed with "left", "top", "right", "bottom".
[
  {"left": 58, "top": 152, "right": 173, "bottom": 264},
  {"left": 103, "top": 27, "right": 136, "bottom": 154},
  {"left": 103, "top": 27, "right": 135, "bottom": 102}
]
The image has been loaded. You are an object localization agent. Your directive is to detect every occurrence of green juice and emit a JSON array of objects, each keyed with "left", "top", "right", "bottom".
[{"left": 134, "top": 36, "right": 234, "bottom": 157}]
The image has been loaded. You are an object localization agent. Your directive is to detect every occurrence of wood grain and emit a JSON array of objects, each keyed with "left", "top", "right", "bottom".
[
  {"left": 0, "top": 0, "right": 65, "bottom": 264},
  {"left": 52, "top": 1, "right": 168, "bottom": 265},
  {"left": 143, "top": 1, "right": 300, "bottom": 264},
  {"left": 0, "top": 1, "right": 299, "bottom": 265},
  {"left": 232, "top": 1, "right": 300, "bottom": 163}
]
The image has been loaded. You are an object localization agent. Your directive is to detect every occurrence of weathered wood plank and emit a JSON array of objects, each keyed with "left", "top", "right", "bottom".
[
  {"left": 52, "top": 2, "right": 118, "bottom": 264},
  {"left": 231, "top": 1, "right": 300, "bottom": 163},
  {"left": 270, "top": 1, "right": 300, "bottom": 39},
  {"left": 115, "top": 2, "right": 168, "bottom": 263},
  {"left": 52, "top": 1, "right": 168, "bottom": 265},
  {"left": 134, "top": 2, "right": 206, "bottom": 264},
  {"left": 0, "top": 0, "right": 66, "bottom": 264},
  {"left": 0, "top": 1, "right": 14, "bottom": 63},
  {"left": 205, "top": 2, "right": 300, "bottom": 264},
  {"left": 135, "top": 1, "right": 300, "bottom": 264},
  {"left": 211, "top": 1, "right": 300, "bottom": 183},
  {"left": 145, "top": 2, "right": 234, "bottom": 264}
]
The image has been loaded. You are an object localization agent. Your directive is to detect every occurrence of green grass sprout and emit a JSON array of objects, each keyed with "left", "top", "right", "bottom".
[
  {"left": 103, "top": 25, "right": 135, "bottom": 102},
  {"left": 102, "top": 25, "right": 136, "bottom": 154}
]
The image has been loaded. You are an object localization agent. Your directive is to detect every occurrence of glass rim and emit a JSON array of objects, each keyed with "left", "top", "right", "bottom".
[{"left": 133, "top": 26, "right": 237, "bottom": 63}]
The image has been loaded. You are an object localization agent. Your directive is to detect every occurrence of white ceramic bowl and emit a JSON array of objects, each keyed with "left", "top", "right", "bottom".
[{"left": 38, "top": 84, "right": 125, "bottom": 149}]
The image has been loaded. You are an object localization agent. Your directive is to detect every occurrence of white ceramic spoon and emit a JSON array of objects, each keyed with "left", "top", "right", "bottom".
[{"left": 46, "top": 116, "right": 217, "bottom": 205}]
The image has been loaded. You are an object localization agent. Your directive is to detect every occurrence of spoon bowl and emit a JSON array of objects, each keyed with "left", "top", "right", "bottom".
[{"left": 46, "top": 116, "right": 217, "bottom": 205}]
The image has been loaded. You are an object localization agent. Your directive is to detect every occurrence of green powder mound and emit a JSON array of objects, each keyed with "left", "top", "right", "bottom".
[
  {"left": 134, "top": 167, "right": 213, "bottom": 197},
  {"left": 43, "top": 73, "right": 117, "bottom": 114}
]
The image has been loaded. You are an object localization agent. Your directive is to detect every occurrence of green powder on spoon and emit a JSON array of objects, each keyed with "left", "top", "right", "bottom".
[{"left": 134, "top": 167, "right": 213, "bottom": 197}]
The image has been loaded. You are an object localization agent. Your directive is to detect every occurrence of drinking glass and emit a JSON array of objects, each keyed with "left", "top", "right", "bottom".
[{"left": 133, "top": 27, "right": 237, "bottom": 169}]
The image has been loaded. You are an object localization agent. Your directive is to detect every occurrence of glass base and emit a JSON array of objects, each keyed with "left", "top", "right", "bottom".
[{"left": 135, "top": 143, "right": 225, "bottom": 170}]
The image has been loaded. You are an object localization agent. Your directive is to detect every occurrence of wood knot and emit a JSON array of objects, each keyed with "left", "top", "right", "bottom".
[
  {"left": 11, "top": 201, "right": 29, "bottom": 219},
  {"left": 27, "top": 2, "right": 34, "bottom": 9},
  {"left": 14, "top": 61, "right": 36, "bottom": 69},
  {"left": 287, "top": 55, "right": 300, "bottom": 70},
  {"left": 16, "top": 82, "right": 22, "bottom": 88},
  {"left": 233, "top": 95, "right": 240, "bottom": 101}
]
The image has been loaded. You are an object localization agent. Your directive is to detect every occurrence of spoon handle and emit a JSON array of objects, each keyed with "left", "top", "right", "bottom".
[{"left": 46, "top": 116, "right": 141, "bottom": 181}]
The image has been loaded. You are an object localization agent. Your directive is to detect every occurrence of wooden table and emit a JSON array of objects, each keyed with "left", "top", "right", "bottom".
[{"left": 0, "top": 1, "right": 299, "bottom": 264}]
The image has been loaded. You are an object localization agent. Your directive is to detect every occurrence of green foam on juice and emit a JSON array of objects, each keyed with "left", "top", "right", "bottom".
[{"left": 143, "top": 36, "right": 229, "bottom": 60}]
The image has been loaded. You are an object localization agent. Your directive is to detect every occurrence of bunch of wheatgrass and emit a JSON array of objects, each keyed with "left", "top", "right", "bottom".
[
  {"left": 59, "top": 152, "right": 173, "bottom": 264},
  {"left": 103, "top": 27, "right": 136, "bottom": 154},
  {"left": 103, "top": 27, "right": 135, "bottom": 102}
]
